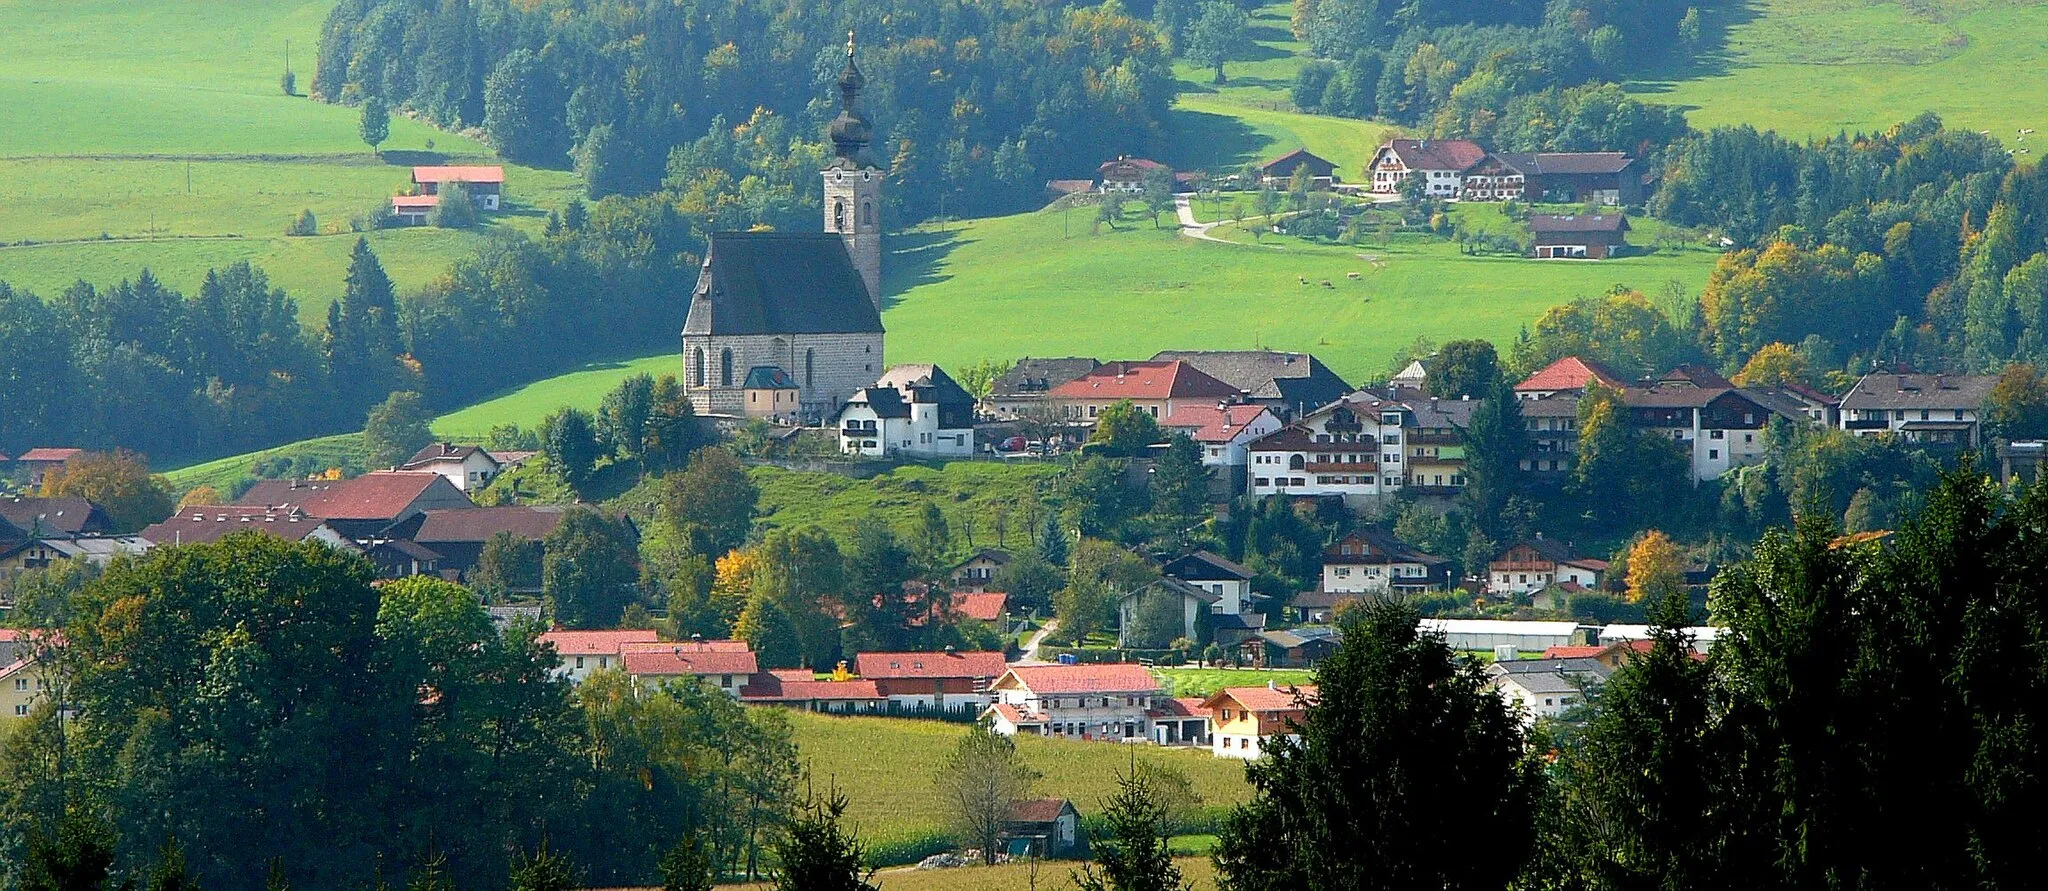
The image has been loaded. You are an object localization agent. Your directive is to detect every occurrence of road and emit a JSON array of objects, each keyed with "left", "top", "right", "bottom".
[{"left": 1015, "top": 619, "right": 1060, "bottom": 664}]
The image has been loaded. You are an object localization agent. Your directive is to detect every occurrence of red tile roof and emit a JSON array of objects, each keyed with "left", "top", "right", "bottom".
[
  {"left": 987, "top": 702, "right": 1045, "bottom": 726},
  {"left": 950, "top": 592, "right": 1008, "bottom": 623},
  {"left": 621, "top": 647, "right": 760, "bottom": 677},
  {"left": 412, "top": 165, "right": 505, "bottom": 184},
  {"left": 1148, "top": 697, "right": 1213, "bottom": 718},
  {"left": 854, "top": 650, "right": 1007, "bottom": 680},
  {"left": 1161, "top": 403, "right": 1277, "bottom": 442},
  {"left": 538, "top": 629, "right": 660, "bottom": 656},
  {"left": 1046, "top": 361, "right": 1240, "bottom": 403},
  {"left": 1381, "top": 138, "right": 1487, "bottom": 172},
  {"left": 1000, "top": 663, "right": 1159, "bottom": 695},
  {"left": 1515, "top": 357, "right": 1626, "bottom": 393},
  {"left": 1543, "top": 645, "right": 1606, "bottom": 659},
  {"left": 1007, "top": 798, "right": 1074, "bottom": 823},
  {"left": 742, "top": 678, "right": 884, "bottom": 702},
  {"left": 622, "top": 639, "right": 750, "bottom": 654},
  {"left": 1202, "top": 684, "right": 1317, "bottom": 713},
  {"left": 391, "top": 195, "right": 440, "bottom": 209},
  {"left": 295, "top": 471, "right": 465, "bottom": 520},
  {"left": 16, "top": 448, "right": 83, "bottom": 463},
  {"left": 415, "top": 506, "right": 569, "bottom": 543}
]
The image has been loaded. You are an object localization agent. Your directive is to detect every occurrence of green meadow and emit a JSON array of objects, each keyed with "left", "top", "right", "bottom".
[{"left": 1638, "top": 0, "right": 2048, "bottom": 143}]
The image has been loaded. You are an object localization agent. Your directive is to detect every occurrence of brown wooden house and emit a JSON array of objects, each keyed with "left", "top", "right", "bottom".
[{"left": 1529, "top": 214, "right": 1629, "bottom": 259}]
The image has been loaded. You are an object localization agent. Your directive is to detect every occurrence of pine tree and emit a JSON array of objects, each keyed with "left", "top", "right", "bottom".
[
  {"left": 1038, "top": 514, "right": 1069, "bottom": 567},
  {"left": 1074, "top": 769, "right": 1189, "bottom": 891},
  {"left": 774, "top": 784, "right": 876, "bottom": 891}
]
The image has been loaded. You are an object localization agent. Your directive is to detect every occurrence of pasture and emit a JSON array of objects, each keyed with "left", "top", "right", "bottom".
[
  {"left": 1639, "top": 0, "right": 2048, "bottom": 143},
  {"left": 750, "top": 462, "right": 1066, "bottom": 541},
  {"left": 1153, "top": 668, "right": 1317, "bottom": 699},
  {"left": 735, "top": 858, "right": 1222, "bottom": 891}
]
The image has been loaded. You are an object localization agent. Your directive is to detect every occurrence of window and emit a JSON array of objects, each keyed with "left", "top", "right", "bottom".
[
  {"left": 833, "top": 200, "right": 846, "bottom": 229},
  {"left": 861, "top": 201, "right": 874, "bottom": 225},
  {"left": 720, "top": 349, "right": 734, "bottom": 387},
  {"left": 1709, "top": 449, "right": 1719, "bottom": 459},
  {"left": 1954, "top": 409, "right": 1965, "bottom": 420},
  {"left": 575, "top": 656, "right": 585, "bottom": 669},
  {"left": 1710, "top": 429, "right": 1724, "bottom": 439},
  {"left": 691, "top": 349, "right": 705, "bottom": 386},
  {"left": 806, "top": 349, "right": 816, "bottom": 388},
  {"left": 1921, "top": 409, "right": 1930, "bottom": 421},
  {"left": 12, "top": 705, "right": 24, "bottom": 717},
  {"left": 12, "top": 679, "right": 24, "bottom": 691}
]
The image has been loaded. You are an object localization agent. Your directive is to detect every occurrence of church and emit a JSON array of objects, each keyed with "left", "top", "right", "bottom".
[{"left": 681, "top": 35, "right": 886, "bottom": 419}]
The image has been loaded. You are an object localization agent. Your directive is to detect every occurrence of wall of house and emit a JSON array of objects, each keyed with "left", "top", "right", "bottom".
[{"left": 995, "top": 687, "right": 1153, "bottom": 740}]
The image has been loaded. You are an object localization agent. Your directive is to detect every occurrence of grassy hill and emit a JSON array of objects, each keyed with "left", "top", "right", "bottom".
[
  {"left": 0, "top": 0, "right": 581, "bottom": 324},
  {"left": 1637, "top": 0, "right": 2048, "bottom": 143}
]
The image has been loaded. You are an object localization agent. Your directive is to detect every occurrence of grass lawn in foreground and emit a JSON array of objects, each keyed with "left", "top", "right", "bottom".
[
  {"left": 1153, "top": 668, "right": 1317, "bottom": 699},
  {"left": 784, "top": 711, "right": 1249, "bottom": 854},
  {"left": 1636, "top": 0, "right": 2048, "bottom": 143}
]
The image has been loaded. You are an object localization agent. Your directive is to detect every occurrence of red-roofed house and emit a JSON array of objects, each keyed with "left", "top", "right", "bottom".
[
  {"left": 950, "top": 592, "right": 1008, "bottom": 623},
  {"left": 137, "top": 506, "right": 354, "bottom": 550},
  {"left": 1046, "top": 361, "right": 1241, "bottom": 423},
  {"left": 1366, "top": 138, "right": 1487, "bottom": 196},
  {"left": 984, "top": 663, "right": 1160, "bottom": 740},
  {"left": 621, "top": 642, "right": 760, "bottom": 697},
  {"left": 537, "top": 629, "right": 661, "bottom": 683},
  {"left": 14, "top": 448, "right": 83, "bottom": 486},
  {"left": 1002, "top": 799, "right": 1081, "bottom": 858},
  {"left": 0, "top": 629, "right": 60, "bottom": 726},
  {"left": 391, "top": 194, "right": 438, "bottom": 226},
  {"left": 1097, "top": 156, "right": 1167, "bottom": 193},
  {"left": 1514, "top": 357, "right": 1627, "bottom": 400},
  {"left": 411, "top": 166, "right": 504, "bottom": 209},
  {"left": 1160, "top": 403, "right": 1281, "bottom": 470},
  {"left": 853, "top": 649, "right": 1007, "bottom": 713},
  {"left": 739, "top": 674, "right": 887, "bottom": 713},
  {"left": 239, "top": 471, "right": 474, "bottom": 540},
  {"left": 1147, "top": 696, "right": 1212, "bottom": 746},
  {"left": 1203, "top": 683, "right": 1316, "bottom": 759}
]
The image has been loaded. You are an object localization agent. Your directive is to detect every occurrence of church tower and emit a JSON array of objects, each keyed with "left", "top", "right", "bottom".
[{"left": 823, "top": 32, "right": 884, "bottom": 310}]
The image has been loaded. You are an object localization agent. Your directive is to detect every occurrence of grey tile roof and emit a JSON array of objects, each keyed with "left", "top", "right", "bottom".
[
  {"left": 1839, "top": 373, "right": 1998, "bottom": 411},
  {"left": 1151, "top": 350, "right": 1353, "bottom": 407},
  {"left": 991, "top": 357, "right": 1100, "bottom": 398},
  {"left": 682, "top": 233, "right": 882, "bottom": 337},
  {"left": 848, "top": 386, "right": 911, "bottom": 419}
]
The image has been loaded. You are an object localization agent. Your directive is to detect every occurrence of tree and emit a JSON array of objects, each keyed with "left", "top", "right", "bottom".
[
  {"left": 359, "top": 96, "right": 389, "bottom": 153},
  {"left": 993, "top": 550, "right": 1064, "bottom": 616},
  {"left": 1461, "top": 382, "right": 1528, "bottom": 537},
  {"left": 363, "top": 390, "right": 434, "bottom": 468},
  {"left": 659, "top": 838, "right": 714, "bottom": 891},
  {"left": 597, "top": 374, "right": 656, "bottom": 459},
  {"left": 1623, "top": 530, "right": 1684, "bottom": 604},
  {"left": 38, "top": 450, "right": 174, "bottom": 533},
  {"left": 509, "top": 845, "right": 578, "bottom": 891},
  {"left": 288, "top": 209, "right": 318, "bottom": 236},
  {"left": 1731, "top": 342, "right": 1807, "bottom": 388},
  {"left": 21, "top": 814, "right": 120, "bottom": 891},
  {"left": 742, "top": 527, "right": 845, "bottom": 668},
  {"left": 955, "top": 360, "right": 1014, "bottom": 401},
  {"left": 540, "top": 407, "right": 602, "bottom": 491},
  {"left": 1038, "top": 514, "right": 1070, "bottom": 567},
  {"left": 936, "top": 724, "right": 1041, "bottom": 865},
  {"left": 1123, "top": 589, "right": 1187, "bottom": 648},
  {"left": 1058, "top": 539, "right": 1157, "bottom": 643},
  {"left": 1073, "top": 769, "right": 1189, "bottom": 891},
  {"left": 1185, "top": 2, "right": 1248, "bottom": 85},
  {"left": 1148, "top": 434, "right": 1210, "bottom": 541},
  {"left": 643, "top": 376, "right": 704, "bottom": 472},
  {"left": 774, "top": 784, "right": 877, "bottom": 891},
  {"left": 1677, "top": 7, "right": 1703, "bottom": 52},
  {"left": 1215, "top": 599, "right": 1538, "bottom": 891},
  {"left": 1983, "top": 362, "right": 2048, "bottom": 440},
  {"left": 1142, "top": 167, "right": 1178, "bottom": 229},
  {"left": 427, "top": 182, "right": 479, "bottom": 229},
  {"left": 280, "top": 68, "right": 296, "bottom": 97},
  {"left": 542, "top": 508, "right": 640, "bottom": 628},
  {"left": 1090, "top": 401, "right": 1162, "bottom": 457},
  {"left": 661, "top": 448, "right": 758, "bottom": 558},
  {"left": 473, "top": 531, "right": 543, "bottom": 598},
  {"left": 1095, "top": 195, "right": 1125, "bottom": 232},
  {"left": 1432, "top": 339, "right": 1499, "bottom": 398}
]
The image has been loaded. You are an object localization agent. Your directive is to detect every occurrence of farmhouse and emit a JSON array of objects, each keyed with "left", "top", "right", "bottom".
[
  {"left": 851, "top": 649, "right": 1005, "bottom": 713},
  {"left": 1838, "top": 372, "right": 1997, "bottom": 447},
  {"left": 537, "top": 629, "right": 661, "bottom": 684},
  {"left": 983, "top": 663, "right": 1160, "bottom": 741},
  {"left": 1514, "top": 356, "right": 1625, "bottom": 399},
  {"left": 405, "top": 505, "right": 575, "bottom": 581},
  {"left": 390, "top": 194, "right": 437, "bottom": 225},
  {"left": 1097, "top": 156, "right": 1168, "bottom": 192},
  {"left": 1205, "top": 683, "right": 1315, "bottom": 759},
  {"left": 1045, "top": 360, "right": 1239, "bottom": 423},
  {"left": 1488, "top": 538, "right": 1604, "bottom": 596},
  {"left": 236, "top": 471, "right": 474, "bottom": 541},
  {"left": 837, "top": 364, "right": 975, "bottom": 458},
  {"left": 399, "top": 443, "right": 521, "bottom": 492},
  {"left": 1150, "top": 350, "right": 1353, "bottom": 420},
  {"left": 13, "top": 448, "right": 83, "bottom": 487},
  {"left": 621, "top": 640, "right": 760, "bottom": 697},
  {"left": 1366, "top": 138, "right": 1486, "bottom": 196},
  {"left": 1462, "top": 153, "right": 1639, "bottom": 204},
  {"left": 1529, "top": 214, "right": 1629, "bottom": 259},
  {"left": 739, "top": 670, "right": 887, "bottom": 713},
  {"left": 1259, "top": 148, "right": 1339, "bottom": 188},
  {"left": 949, "top": 548, "right": 1011, "bottom": 593},
  {"left": 411, "top": 166, "right": 504, "bottom": 210},
  {"left": 986, "top": 357, "right": 1101, "bottom": 420}
]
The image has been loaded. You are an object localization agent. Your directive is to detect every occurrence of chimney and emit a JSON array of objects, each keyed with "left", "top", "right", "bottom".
[{"left": 1267, "top": 680, "right": 1277, "bottom": 691}]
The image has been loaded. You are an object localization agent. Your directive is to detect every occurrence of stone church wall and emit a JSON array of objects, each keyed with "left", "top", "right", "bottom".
[{"left": 683, "top": 331, "right": 884, "bottom": 419}]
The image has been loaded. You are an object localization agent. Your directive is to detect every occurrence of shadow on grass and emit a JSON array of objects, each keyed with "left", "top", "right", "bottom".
[
  {"left": 1160, "top": 106, "right": 1272, "bottom": 172},
  {"left": 1628, "top": 0, "right": 1768, "bottom": 87},
  {"left": 378, "top": 150, "right": 451, "bottom": 167},
  {"left": 884, "top": 227, "right": 966, "bottom": 308}
]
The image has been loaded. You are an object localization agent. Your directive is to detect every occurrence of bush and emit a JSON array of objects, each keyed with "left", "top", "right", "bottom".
[
  {"left": 1567, "top": 591, "right": 1648, "bottom": 624},
  {"left": 430, "top": 182, "right": 480, "bottom": 229},
  {"left": 351, "top": 201, "right": 393, "bottom": 232},
  {"left": 287, "top": 209, "right": 318, "bottom": 236}
]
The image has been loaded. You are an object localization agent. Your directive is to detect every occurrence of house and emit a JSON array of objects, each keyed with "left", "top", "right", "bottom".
[
  {"left": 535, "top": 629, "right": 662, "bottom": 683},
  {"left": 1150, "top": 350, "right": 1353, "bottom": 420},
  {"left": 621, "top": 640, "right": 760, "bottom": 697},
  {"left": 1320, "top": 529, "right": 1450, "bottom": 595},
  {"left": 1259, "top": 148, "right": 1339, "bottom": 188},
  {"left": 410, "top": 166, "right": 504, "bottom": 210},
  {"left": 0, "top": 496, "right": 114, "bottom": 538},
  {"left": 13, "top": 448, "right": 83, "bottom": 486},
  {"left": 1246, "top": 393, "right": 1413, "bottom": 507},
  {"left": 235, "top": 471, "right": 474, "bottom": 540},
  {"left": 1097, "top": 156, "right": 1167, "bottom": 193},
  {"left": 950, "top": 549, "right": 1011, "bottom": 593},
  {"left": 1462, "top": 153, "right": 1639, "bottom": 205},
  {"left": 1487, "top": 657, "right": 1610, "bottom": 721},
  {"left": 1241, "top": 626, "right": 1341, "bottom": 668},
  {"left": 1421, "top": 618, "right": 1580, "bottom": 656},
  {"left": 1486, "top": 538, "right": 1597, "bottom": 596},
  {"left": 1838, "top": 372, "right": 1998, "bottom": 448},
  {"left": 852, "top": 649, "right": 1006, "bottom": 713},
  {"left": 0, "top": 536, "right": 152, "bottom": 571},
  {"left": 1403, "top": 397, "right": 1476, "bottom": 494},
  {"left": 838, "top": 364, "right": 976, "bottom": 458},
  {"left": 1161, "top": 550, "right": 1254, "bottom": 615},
  {"left": 390, "top": 194, "right": 438, "bottom": 225},
  {"left": 987, "top": 358, "right": 1101, "bottom": 420},
  {"left": 367, "top": 539, "right": 441, "bottom": 579},
  {"left": 406, "top": 505, "right": 574, "bottom": 581},
  {"left": 1622, "top": 383, "right": 1802, "bottom": 482},
  {"left": 740, "top": 670, "right": 887, "bottom": 714},
  {"left": 741, "top": 366, "right": 802, "bottom": 420},
  {"left": 1519, "top": 392, "right": 1581, "bottom": 476},
  {"left": 1529, "top": 214, "right": 1629, "bottom": 259},
  {"left": 1117, "top": 577, "right": 1220, "bottom": 647},
  {"left": 137, "top": 506, "right": 356, "bottom": 551},
  {"left": 1514, "top": 356, "right": 1626, "bottom": 400},
  {"left": 1366, "top": 139, "right": 1486, "bottom": 196},
  {"left": 983, "top": 663, "right": 1160, "bottom": 740},
  {"left": 1286, "top": 590, "right": 1363, "bottom": 624},
  {"left": 1002, "top": 799, "right": 1082, "bottom": 858},
  {"left": 399, "top": 443, "right": 512, "bottom": 492},
  {"left": 951, "top": 591, "right": 1009, "bottom": 623},
  {"left": 1205, "top": 683, "right": 1315, "bottom": 759},
  {"left": 1148, "top": 697, "right": 1212, "bottom": 746},
  {"left": 1046, "top": 360, "right": 1241, "bottom": 424},
  {"left": 0, "top": 630, "right": 58, "bottom": 724}
]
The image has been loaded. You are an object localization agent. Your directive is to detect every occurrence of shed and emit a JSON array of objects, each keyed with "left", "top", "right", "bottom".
[
  {"left": 1529, "top": 214, "right": 1629, "bottom": 260},
  {"left": 1003, "top": 798, "right": 1081, "bottom": 858}
]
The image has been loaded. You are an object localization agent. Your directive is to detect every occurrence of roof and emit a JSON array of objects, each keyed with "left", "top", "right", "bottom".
[
  {"left": 1323, "top": 528, "right": 1446, "bottom": 566},
  {"left": 1839, "top": 373, "right": 1998, "bottom": 411},
  {"left": 246, "top": 471, "right": 466, "bottom": 521},
  {"left": 1378, "top": 139, "right": 1487, "bottom": 172},
  {"left": 1496, "top": 537, "right": 1577, "bottom": 564},
  {"left": 372, "top": 538, "right": 441, "bottom": 561},
  {"left": 998, "top": 663, "right": 1159, "bottom": 695},
  {"left": 1159, "top": 403, "right": 1278, "bottom": 443},
  {"left": 1529, "top": 214, "right": 1629, "bottom": 234},
  {"left": 876, "top": 364, "right": 975, "bottom": 406},
  {"left": 1149, "top": 697, "right": 1212, "bottom": 719},
  {"left": 415, "top": 506, "right": 569, "bottom": 543},
  {"left": 953, "top": 548, "right": 1013, "bottom": 570},
  {"left": 1203, "top": 684, "right": 1317, "bottom": 713},
  {"left": 538, "top": 629, "right": 661, "bottom": 657},
  {"left": 412, "top": 166, "right": 505, "bottom": 184},
  {"left": 138, "top": 506, "right": 331, "bottom": 546},
  {"left": 402, "top": 443, "right": 490, "bottom": 467},
  {"left": 682, "top": 232, "right": 883, "bottom": 337},
  {"left": 1213, "top": 612, "right": 1267, "bottom": 632},
  {"left": 1256, "top": 626, "right": 1342, "bottom": 649},
  {"left": 29, "top": 537, "right": 151, "bottom": 561},
  {"left": 1150, "top": 350, "right": 1353, "bottom": 407},
  {"left": 951, "top": 592, "right": 1008, "bottom": 623},
  {"left": 1516, "top": 357, "right": 1627, "bottom": 393},
  {"left": 990, "top": 358, "right": 1102, "bottom": 398},
  {"left": 847, "top": 387, "right": 911, "bottom": 419},
  {"left": 1288, "top": 590, "right": 1363, "bottom": 610},
  {"left": 0, "top": 497, "right": 110, "bottom": 536},
  {"left": 742, "top": 677, "right": 884, "bottom": 702},
  {"left": 1164, "top": 550, "right": 1253, "bottom": 581},
  {"left": 1007, "top": 798, "right": 1076, "bottom": 824},
  {"left": 853, "top": 650, "right": 1007, "bottom": 680},
  {"left": 1099, "top": 157, "right": 1167, "bottom": 173},
  {"left": 1542, "top": 645, "right": 1607, "bottom": 659},
  {"left": 1420, "top": 618, "right": 1580, "bottom": 638},
  {"left": 391, "top": 195, "right": 440, "bottom": 209},
  {"left": 1260, "top": 148, "right": 1336, "bottom": 174},
  {"left": 16, "top": 448, "right": 83, "bottom": 463},
  {"left": 1490, "top": 663, "right": 1606, "bottom": 696},
  {"left": 621, "top": 647, "right": 760, "bottom": 677},
  {"left": 1518, "top": 392, "right": 1582, "bottom": 417},
  {"left": 1131, "top": 577, "right": 1222, "bottom": 606},
  {"left": 743, "top": 366, "right": 799, "bottom": 389},
  {"left": 1660, "top": 364, "right": 1733, "bottom": 388},
  {"left": 1491, "top": 152, "right": 1635, "bottom": 176},
  {"left": 986, "top": 702, "right": 1046, "bottom": 726},
  {"left": 1405, "top": 397, "right": 1477, "bottom": 430},
  {"left": 1046, "top": 361, "right": 1240, "bottom": 402},
  {"left": 234, "top": 478, "right": 336, "bottom": 507}
]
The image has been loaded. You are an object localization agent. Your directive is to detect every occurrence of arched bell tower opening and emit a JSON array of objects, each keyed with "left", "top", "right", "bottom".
[{"left": 822, "top": 31, "right": 884, "bottom": 310}]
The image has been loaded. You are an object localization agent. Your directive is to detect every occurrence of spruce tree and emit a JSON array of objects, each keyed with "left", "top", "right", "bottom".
[
  {"left": 774, "top": 784, "right": 876, "bottom": 891},
  {"left": 1073, "top": 769, "right": 1189, "bottom": 891}
]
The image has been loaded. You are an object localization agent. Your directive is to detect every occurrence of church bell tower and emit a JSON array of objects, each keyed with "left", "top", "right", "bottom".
[{"left": 823, "top": 31, "right": 884, "bottom": 310}]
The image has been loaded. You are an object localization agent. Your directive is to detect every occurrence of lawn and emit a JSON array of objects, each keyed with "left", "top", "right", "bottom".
[
  {"left": 0, "top": 0, "right": 583, "bottom": 324},
  {"left": 784, "top": 710, "right": 1250, "bottom": 854},
  {"left": 1153, "top": 668, "right": 1317, "bottom": 699},
  {"left": 163, "top": 432, "right": 367, "bottom": 494},
  {"left": 431, "top": 354, "right": 687, "bottom": 440},
  {"left": 751, "top": 462, "right": 1066, "bottom": 541},
  {"left": 735, "top": 858, "right": 1222, "bottom": 891},
  {"left": 1637, "top": 0, "right": 2048, "bottom": 143}
]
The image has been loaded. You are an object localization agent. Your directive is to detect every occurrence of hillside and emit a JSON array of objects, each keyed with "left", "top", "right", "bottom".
[
  {"left": 0, "top": 0, "right": 581, "bottom": 324},
  {"left": 1638, "top": 0, "right": 2048, "bottom": 142}
]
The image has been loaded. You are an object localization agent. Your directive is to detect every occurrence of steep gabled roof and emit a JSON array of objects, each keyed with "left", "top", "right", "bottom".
[
  {"left": 1007, "top": 798, "right": 1077, "bottom": 823},
  {"left": 403, "top": 443, "right": 491, "bottom": 467},
  {"left": 846, "top": 386, "right": 911, "bottom": 419},
  {"left": 297, "top": 472, "right": 470, "bottom": 521},
  {"left": 682, "top": 232, "right": 882, "bottom": 337},
  {"left": 1203, "top": 684, "right": 1317, "bottom": 714},
  {"left": 876, "top": 364, "right": 975, "bottom": 407},
  {"left": 1046, "top": 361, "right": 1239, "bottom": 402},
  {"left": 1150, "top": 350, "right": 1353, "bottom": 407},
  {"left": 744, "top": 366, "right": 799, "bottom": 389},
  {"left": 1260, "top": 148, "right": 1337, "bottom": 175},
  {"left": 1163, "top": 550, "right": 1253, "bottom": 582},
  {"left": 1515, "top": 357, "right": 1626, "bottom": 393}
]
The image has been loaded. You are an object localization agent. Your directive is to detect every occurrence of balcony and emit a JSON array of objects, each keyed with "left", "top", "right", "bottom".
[
  {"left": 1409, "top": 433, "right": 1461, "bottom": 446},
  {"left": 1843, "top": 418, "right": 1891, "bottom": 431},
  {"left": 1305, "top": 461, "right": 1377, "bottom": 473}
]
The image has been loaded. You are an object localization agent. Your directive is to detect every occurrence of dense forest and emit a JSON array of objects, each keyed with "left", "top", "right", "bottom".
[{"left": 314, "top": 0, "right": 1175, "bottom": 221}]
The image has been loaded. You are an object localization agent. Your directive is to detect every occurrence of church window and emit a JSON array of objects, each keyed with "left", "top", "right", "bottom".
[
  {"left": 691, "top": 349, "right": 705, "bottom": 386},
  {"left": 861, "top": 201, "right": 874, "bottom": 226},
  {"left": 806, "top": 349, "right": 816, "bottom": 387},
  {"left": 833, "top": 201, "right": 846, "bottom": 230},
  {"left": 720, "top": 349, "right": 734, "bottom": 387}
]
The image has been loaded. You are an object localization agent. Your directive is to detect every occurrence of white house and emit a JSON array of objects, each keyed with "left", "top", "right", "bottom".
[
  {"left": 1161, "top": 550, "right": 1254, "bottom": 615},
  {"left": 1365, "top": 138, "right": 1486, "bottom": 196},
  {"left": 838, "top": 364, "right": 976, "bottom": 458},
  {"left": 536, "top": 629, "right": 661, "bottom": 684},
  {"left": 1488, "top": 657, "right": 1610, "bottom": 721},
  {"left": 1247, "top": 393, "right": 1415, "bottom": 507},
  {"left": 1117, "top": 578, "right": 1220, "bottom": 647},
  {"left": 983, "top": 664, "right": 1160, "bottom": 741},
  {"left": 1162, "top": 403, "right": 1282, "bottom": 469},
  {"left": 1320, "top": 529, "right": 1451, "bottom": 595},
  {"left": 621, "top": 641, "right": 760, "bottom": 697},
  {"left": 400, "top": 443, "right": 510, "bottom": 492},
  {"left": 1837, "top": 372, "right": 1998, "bottom": 448}
]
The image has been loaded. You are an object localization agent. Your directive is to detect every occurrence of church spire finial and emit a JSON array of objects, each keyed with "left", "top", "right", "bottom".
[{"left": 830, "top": 32, "right": 871, "bottom": 162}]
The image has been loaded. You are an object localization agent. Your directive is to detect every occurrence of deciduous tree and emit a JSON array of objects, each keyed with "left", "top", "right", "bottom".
[{"left": 936, "top": 725, "right": 1041, "bottom": 865}]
